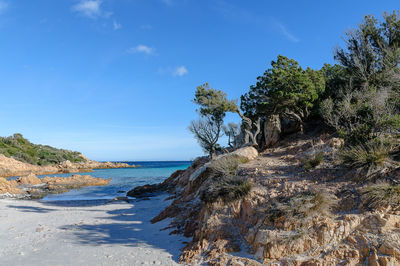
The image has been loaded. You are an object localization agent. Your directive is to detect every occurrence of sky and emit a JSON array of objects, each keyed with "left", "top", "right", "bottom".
[{"left": 0, "top": 0, "right": 398, "bottom": 161}]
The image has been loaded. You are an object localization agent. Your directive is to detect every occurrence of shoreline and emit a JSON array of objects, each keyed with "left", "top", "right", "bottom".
[
  {"left": 0, "top": 194, "right": 188, "bottom": 266},
  {"left": 0, "top": 153, "right": 136, "bottom": 179}
]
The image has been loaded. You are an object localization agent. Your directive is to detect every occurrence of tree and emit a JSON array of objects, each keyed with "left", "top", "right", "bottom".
[
  {"left": 189, "top": 83, "right": 241, "bottom": 157},
  {"left": 222, "top": 123, "right": 240, "bottom": 148},
  {"left": 334, "top": 11, "right": 400, "bottom": 92},
  {"left": 193, "top": 83, "right": 239, "bottom": 123},
  {"left": 241, "top": 55, "right": 325, "bottom": 131},
  {"left": 189, "top": 115, "right": 223, "bottom": 158}
]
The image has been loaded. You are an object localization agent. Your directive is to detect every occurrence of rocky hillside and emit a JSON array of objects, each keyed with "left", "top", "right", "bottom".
[
  {"left": 0, "top": 134, "right": 135, "bottom": 177},
  {"left": 0, "top": 134, "right": 86, "bottom": 166},
  {"left": 130, "top": 131, "right": 400, "bottom": 265}
]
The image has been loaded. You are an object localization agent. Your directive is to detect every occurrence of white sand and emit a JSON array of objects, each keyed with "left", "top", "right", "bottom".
[{"left": 0, "top": 195, "right": 189, "bottom": 266}]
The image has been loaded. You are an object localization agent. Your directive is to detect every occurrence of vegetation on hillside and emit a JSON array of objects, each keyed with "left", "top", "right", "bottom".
[
  {"left": 189, "top": 11, "right": 400, "bottom": 185},
  {"left": 0, "top": 133, "right": 85, "bottom": 166}
]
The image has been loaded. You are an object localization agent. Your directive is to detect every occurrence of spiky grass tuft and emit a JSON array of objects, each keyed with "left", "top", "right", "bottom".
[{"left": 361, "top": 183, "right": 400, "bottom": 209}]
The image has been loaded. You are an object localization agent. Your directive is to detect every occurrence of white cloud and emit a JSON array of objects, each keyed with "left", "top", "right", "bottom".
[
  {"left": 113, "top": 20, "right": 121, "bottom": 30},
  {"left": 0, "top": 1, "right": 8, "bottom": 14},
  {"left": 127, "top": 45, "right": 155, "bottom": 55},
  {"left": 174, "top": 66, "right": 188, "bottom": 76},
  {"left": 273, "top": 20, "right": 299, "bottom": 43},
  {"left": 72, "top": 0, "right": 103, "bottom": 19},
  {"left": 159, "top": 66, "right": 188, "bottom": 77}
]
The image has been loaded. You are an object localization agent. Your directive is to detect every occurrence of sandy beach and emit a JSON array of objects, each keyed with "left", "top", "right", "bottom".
[{"left": 0, "top": 195, "right": 189, "bottom": 266}]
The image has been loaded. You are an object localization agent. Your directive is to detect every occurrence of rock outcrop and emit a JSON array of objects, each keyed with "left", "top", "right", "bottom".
[
  {"left": 264, "top": 114, "right": 281, "bottom": 147},
  {"left": 0, "top": 174, "right": 111, "bottom": 199},
  {"left": 0, "top": 154, "right": 134, "bottom": 178},
  {"left": 138, "top": 133, "right": 400, "bottom": 265}
]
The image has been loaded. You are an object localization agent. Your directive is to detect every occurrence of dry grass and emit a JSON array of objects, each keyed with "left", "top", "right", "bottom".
[
  {"left": 339, "top": 140, "right": 398, "bottom": 180},
  {"left": 266, "top": 191, "right": 338, "bottom": 228},
  {"left": 209, "top": 154, "right": 249, "bottom": 177},
  {"left": 361, "top": 183, "right": 400, "bottom": 209},
  {"left": 200, "top": 155, "right": 252, "bottom": 204},
  {"left": 200, "top": 177, "right": 252, "bottom": 204}
]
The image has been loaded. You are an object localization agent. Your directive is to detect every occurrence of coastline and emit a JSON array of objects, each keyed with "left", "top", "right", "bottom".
[
  {"left": 0, "top": 154, "right": 135, "bottom": 178},
  {"left": 0, "top": 194, "right": 189, "bottom": 266}
]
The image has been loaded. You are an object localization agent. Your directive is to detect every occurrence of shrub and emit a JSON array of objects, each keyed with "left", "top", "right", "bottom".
[
  {"left": 361, "top": 183, "right": 400, "bottom": 209},
  {"left": 200, "top": 155, "right": 251, "bottom": 204},
  {"left": 209, "top": 155, "right": 249, "bottom": 177},
  {"left": 339, "top": 139, "right": 398, "bottom": 180},
  {"left": 266, "top": 191, "right": 337, "bottom": 228},
  {"left": 200, "top": 177, "right": 252, "bottom": 204},
  {"left": 303, "top": 151, "right": 324, "bottom": 171},
  {"left": 0, "top": 134, "right": 85, "bottom": 165}
]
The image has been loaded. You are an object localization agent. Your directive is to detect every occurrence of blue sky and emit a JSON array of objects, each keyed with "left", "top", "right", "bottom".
[{"left": 0, "top": 0, "right": 398, "bottom": 161}]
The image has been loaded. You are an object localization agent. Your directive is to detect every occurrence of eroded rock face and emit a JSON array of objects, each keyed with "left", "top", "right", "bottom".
[{"left": 149, "top": 133, "right": 400, "bottom": 265}]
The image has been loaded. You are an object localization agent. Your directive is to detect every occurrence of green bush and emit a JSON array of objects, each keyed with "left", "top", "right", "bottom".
[
  {"left": 0, "top": 134, "right": 85, "bottom": 166},
  {"left": 361, "top": 183, "right": 400, "bottom": 209},
  {"left": 303, "top": 151, "right": 324, "bottom": 171}
]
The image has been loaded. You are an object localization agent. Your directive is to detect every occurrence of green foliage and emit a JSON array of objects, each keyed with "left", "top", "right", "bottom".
[
  {"left": 190, "top": 83, "right": 239, "bottom": 158},
  {"left": 0, "top": 134, "right": 85, "bottom": 166},
  {"left": 320, "top": 86, "right": 400, "bottom": 145},
  {"left": 320, "top": 64, "right": 348, "bottom": 101},
  {"left": 303, "top": 151, "right": 324, "bottom": 171},
  {"left": 362, "top": 183, "right": 400, "bottom": 209},
  {"left": 194, "top": 83, "right": 239, "bottom": 122},
  {"left": 335, "top": 11, "right": 400, "bottom": 91},
  {"left": 240, "top": 55, "right": 325, "bottom": 120}
]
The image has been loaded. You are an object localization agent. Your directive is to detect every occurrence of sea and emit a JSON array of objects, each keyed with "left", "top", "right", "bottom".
[{"left": 40, "top": 161, "right": 192, "bottom": 201}]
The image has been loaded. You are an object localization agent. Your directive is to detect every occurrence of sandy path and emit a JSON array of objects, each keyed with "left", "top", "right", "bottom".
[{"left": 0, "top": 195, "right": 189, "bottom": 266}]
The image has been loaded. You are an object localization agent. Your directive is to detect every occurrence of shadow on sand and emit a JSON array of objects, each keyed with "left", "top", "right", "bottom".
[
  {"left": 39, "top": 195, "right": 185, "bottom": 263},
  {"left": 7, "top": 204, "right": 57, "bottom": 213}
]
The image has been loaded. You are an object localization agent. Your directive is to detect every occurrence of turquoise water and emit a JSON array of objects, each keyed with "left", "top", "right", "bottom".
[{"left": 41, "top": 161, "right": 191, "bottom": 201}]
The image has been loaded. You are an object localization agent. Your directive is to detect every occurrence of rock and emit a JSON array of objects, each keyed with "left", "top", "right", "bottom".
[
  {"left": 0, "top": 178, "right": 24, "bottom": 195},
  {"left": 265, "top": 114, "right": 281, "bottom": 147},
  {"left": 147, "top": 132, "right": 400, "bottom": 265},
  {"left": 189, "top": 146, "right": 258, "bottom": 181},
  {"left": 230, "top": 146, "right": 259, "bottom": 161},
  {"left": 16, "top": 173, "right": 42, "bottom": 185},
  {"left": 127, "top": 184, "right": 166, "bottom": 198},
  {"left": 0, "top": 153, "right": 134, "bottom": 178}
]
